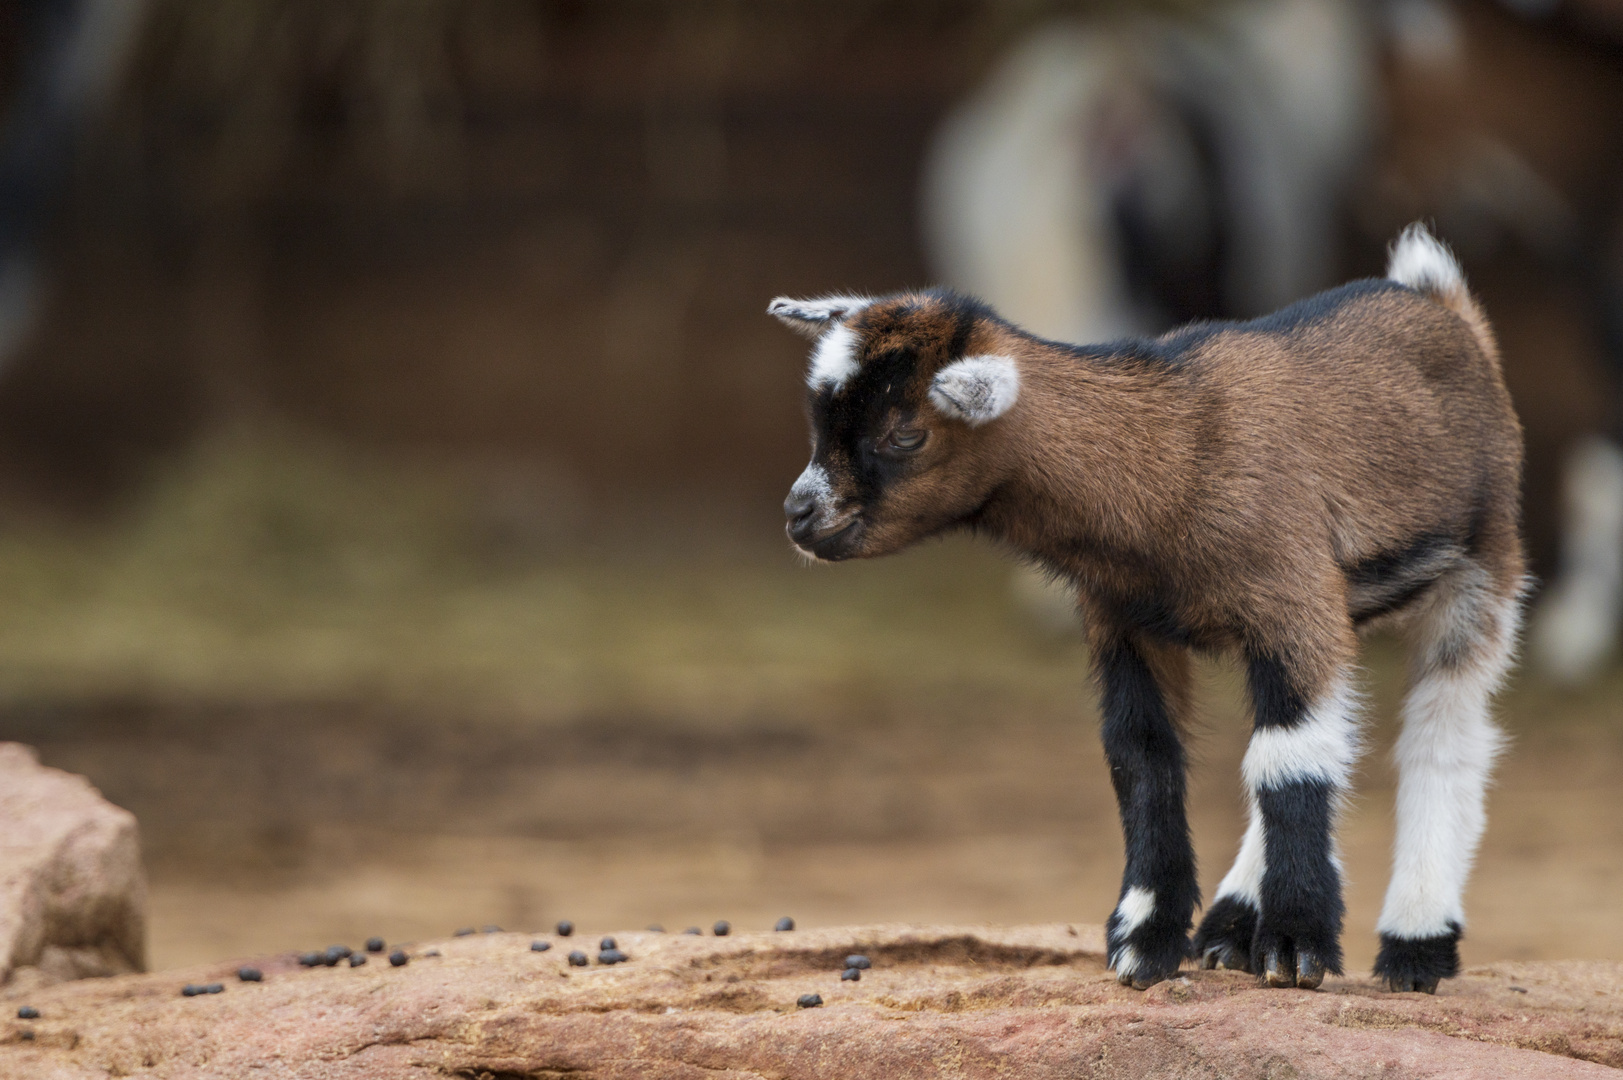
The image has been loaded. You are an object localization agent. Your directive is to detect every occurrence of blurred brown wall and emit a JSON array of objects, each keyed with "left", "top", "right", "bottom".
[{"left": 0, "top": 1, "right": 1027, "bottom": 509}]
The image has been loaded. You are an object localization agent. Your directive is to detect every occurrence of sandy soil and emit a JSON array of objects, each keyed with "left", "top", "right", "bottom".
[{"left": 7, "top": 637, "right": 1622, "bottom": 976}]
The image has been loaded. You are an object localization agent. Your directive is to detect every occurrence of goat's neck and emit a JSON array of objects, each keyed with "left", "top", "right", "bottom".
[{"left": 983, "top": 350, "right": 1200, "bottom": 575}]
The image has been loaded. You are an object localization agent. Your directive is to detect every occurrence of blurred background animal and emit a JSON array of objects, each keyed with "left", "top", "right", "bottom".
[{"left": 922, "top": 0, "right": 1623, "bottom": 683}]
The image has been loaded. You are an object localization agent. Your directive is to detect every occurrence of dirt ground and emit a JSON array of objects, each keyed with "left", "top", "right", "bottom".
[{"left": 0, "top": 437, "right": 1620, "bottom": 976}]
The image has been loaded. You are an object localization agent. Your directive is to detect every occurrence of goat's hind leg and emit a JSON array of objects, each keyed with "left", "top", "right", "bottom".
[
  {"left": 1375, "top": 564, "right": 1520, "bottom": 993},
  {"left": 1097, "top": 635, "right": 1199, "bottom": 989}
]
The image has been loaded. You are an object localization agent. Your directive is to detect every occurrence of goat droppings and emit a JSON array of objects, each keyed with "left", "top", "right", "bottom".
[
  {"left": 600, "top": 937, "right": 617, "bottom": 951},
  {"left": 531, "top": 941, "right": 552, "bottom": 952},
  {"left": 713, "top": 921, "right": 731, "bottom": 936},
  {"left": 365, "top": 937, "right": 385, "bottom": 953},
  {"left": 775, "top": 917, "right": 795, "bottom": 932},
  {"left": 845, "top": 955, "right": 871, "bottom": 969},
  {"left": 349, "top": 953, "right": 367, "bottom": 967},
  {"left": 841, "top": 968, "right": 861, "bottom": 982},
  {"left": 567, "top": 950, "right": 589, "bottom": 967},
  {"left": 797, "top": 993, "right": 823, "bottom": 1008},
  {"left": 597, "top": 948, "right": 629, "bottom": 965},
  {"left": 237, "top": 968, "right": 262, "bottom": 982},
  {"left": 16, "top": 1007, "right": 38, "bottom": 1020},
  {"left": 556, "top": 920, "right": 575, "bottom": 937},
  {"left": 388, "top": 950, "right": 409, "bottom": 967}
]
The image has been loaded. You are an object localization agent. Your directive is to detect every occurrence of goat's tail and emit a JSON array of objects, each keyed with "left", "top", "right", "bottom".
[{"left": 1386, "top": 223, "right": 1501, "bottom": 368}]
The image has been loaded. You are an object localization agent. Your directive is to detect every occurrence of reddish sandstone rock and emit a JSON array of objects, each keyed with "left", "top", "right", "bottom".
[
  {"left": 0, "top": 743, "right": 145, "bottom": 989},
  {"left": 2, "top": 924, "right": 1620, "bottom": 1078}
]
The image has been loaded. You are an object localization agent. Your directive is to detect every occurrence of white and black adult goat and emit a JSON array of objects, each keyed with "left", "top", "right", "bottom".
[{"left": 771, "top": 224, "right": 1524, "bottom": 993}]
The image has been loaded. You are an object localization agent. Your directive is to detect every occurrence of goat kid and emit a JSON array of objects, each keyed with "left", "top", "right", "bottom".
[{"left": 771, "top": 224, "right": 1523, "bottom": 993}]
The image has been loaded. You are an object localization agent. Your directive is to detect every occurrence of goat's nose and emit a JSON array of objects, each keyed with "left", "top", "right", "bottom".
[{"left": 784, "top": 493, "right": 819, "bottom": 542}]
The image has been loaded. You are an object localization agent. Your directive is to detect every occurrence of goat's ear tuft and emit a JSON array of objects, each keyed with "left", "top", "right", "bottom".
[
  {"left": 929, "top": 355, "right": 1021, "bottom": 426},
  {"left": 767, "top": 295, "right": 872, "bottom": 337}
]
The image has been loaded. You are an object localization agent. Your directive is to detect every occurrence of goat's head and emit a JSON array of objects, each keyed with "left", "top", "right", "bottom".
[{"left": 769, "top": 289, "right": 1022, "bottom": 561}]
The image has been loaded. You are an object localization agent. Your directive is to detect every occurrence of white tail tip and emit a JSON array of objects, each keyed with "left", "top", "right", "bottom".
[{"left": 1387, "top": 223, "right": 1464, "bottom": 297}]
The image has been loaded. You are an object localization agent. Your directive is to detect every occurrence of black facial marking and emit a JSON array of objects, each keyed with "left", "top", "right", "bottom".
[{"left": 806, "top": 289, "right": 997, "bottom": 512}]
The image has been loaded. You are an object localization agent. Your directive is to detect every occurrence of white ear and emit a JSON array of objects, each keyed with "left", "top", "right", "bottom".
[
  {"left": 929, "top": 354, "right": 1021, "bottom": 426},
  {"left": 767, "top": 294, "right": 872, "bottom": 338}
]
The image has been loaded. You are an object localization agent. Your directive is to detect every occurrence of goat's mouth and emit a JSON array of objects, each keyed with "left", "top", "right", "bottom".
[{"left": 792, "top": 517, "right": 863, "bottom": 562}]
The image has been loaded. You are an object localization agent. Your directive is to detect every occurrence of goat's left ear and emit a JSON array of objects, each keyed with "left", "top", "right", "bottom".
[
  {"left": 767, "top": 295, "right": 871, "bottom": 337},
  {"left": 929, "top": 355, "right": 1021, "bottom": 426}
]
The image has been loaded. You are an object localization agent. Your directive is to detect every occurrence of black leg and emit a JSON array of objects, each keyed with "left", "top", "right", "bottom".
[
  {"left": 1095, "top": 639, "right": 1197, "bottom": 989},
  {"left": 1241, "top": 655, "right": 1352, "bottom": 989}
]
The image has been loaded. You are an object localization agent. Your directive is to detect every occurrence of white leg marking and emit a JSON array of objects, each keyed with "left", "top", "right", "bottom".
[
  {"left": 1214, "top": 797, "right": 1266, "bottom": 907},
  {"left": 1379, "top": 586, "right": 1519, "bottom": 940},
  {"left": 1113, "top": 943, "right": 1141, "bottom": 978},
  {"left": 1240, "top": 678, "right": 1362, "bottom": 792},
  {"left": 1113, "top": 886, "right": 1156, "bottom": 936}
]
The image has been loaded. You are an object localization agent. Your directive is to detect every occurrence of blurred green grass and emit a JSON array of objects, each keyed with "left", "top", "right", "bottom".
[{"left": 0, "top": 426, "right": 1086, "bottom": 725}]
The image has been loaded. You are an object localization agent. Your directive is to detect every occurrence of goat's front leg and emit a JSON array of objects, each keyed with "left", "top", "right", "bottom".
[
  {"left": 1231, "top": 651, "right": 1360, "bottom": 989},
  {"left": 1095, "top": 635, "right": 1198, "bottom": 989}
]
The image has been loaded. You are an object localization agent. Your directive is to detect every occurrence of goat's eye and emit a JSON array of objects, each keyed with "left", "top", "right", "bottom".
[{"left": 888, "top": 429, "right": 926, "bottom": 451}]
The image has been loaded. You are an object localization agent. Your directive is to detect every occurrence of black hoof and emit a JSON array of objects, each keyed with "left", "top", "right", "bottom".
[
  {"left": 1373, "top": 926, "right": 1460, "bottom": 994},
  {"left": 1193, "top": 896, "right": 1257, "bottom": 974},
  {"left": 1251, "top": 916, "right": 1342, "bottom": 990},
  {"left": 1108, "top": 922, "right": 1190, "bottom": 991}
]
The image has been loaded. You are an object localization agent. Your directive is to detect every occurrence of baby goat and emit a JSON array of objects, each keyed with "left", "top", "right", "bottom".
[{"left": 770, "top": 224, "right": 1523, "bottom": 993}]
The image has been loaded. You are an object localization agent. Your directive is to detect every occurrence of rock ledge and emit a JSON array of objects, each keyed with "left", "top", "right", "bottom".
[{"left": 3, "top": 923, "right": 1621, "bottom": 1078}]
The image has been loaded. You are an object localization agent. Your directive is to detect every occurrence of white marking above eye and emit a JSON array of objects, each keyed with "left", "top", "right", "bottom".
[{"left": 807, "top": 322, "right": 860, "bottom": 392}]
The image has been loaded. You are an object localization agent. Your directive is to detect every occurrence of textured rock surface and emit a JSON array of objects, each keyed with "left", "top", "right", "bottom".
[
  {"left": 2, "top": 923, "right": 1621, "bottom": 1078},
  {"left": 0, "top": 743, "right": 145, "bottom": 989}
]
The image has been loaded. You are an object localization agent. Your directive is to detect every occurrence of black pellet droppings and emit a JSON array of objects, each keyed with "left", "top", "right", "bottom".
[
  {"left": 181, "top": 985, "right": 198, "bottom": 997},
  {"left": 202, "top": 984, "right": 224, "bottom": 994},
  {"left": 775, "top": 917, "right": 795, "bottom": 932},
  {"left": 365, "top": 937, "right": 385, "bottom": 953},
  {"left": 388, "top": 950, "right": 409, "bottom": 967},
  {"left": 597, "top": 948, "right": 628, "bottom": 965},
  {"left": 531, "top": 941, "right": 552, "bottom": 952},
  {"left": 797, "top": 993, "right": 823, "bottom": 1008},
  {"left": 841, "top": 968, "right": 860, "bottom": 982},
  {"left": 845, "top": 955, "right": 871, "bottom": 970},
  {"left": 713, "top": 921, "right": 731, "bottom": 937},
  {"left": 556, "top": 920, "right": 575, "bottom": 937},
  {"left": 454, "top": 928, "right": 475, "bottom": 937},
  {"left": 567, "top": 950, "right": 589, "bottom": 967},
  {"left": 483, "top": 925, "right": 502, "bottom": 934},
  {"left": 298, "top": 952, "right": 321, "bottom": 967},
  {"left": 600, "top": 936, "right": 617, "bottom": 951},
  {"left": 683, "top": 927, "right": 702, "bottom": 936},
  {"left": 349, "top": 953, "right": 367, "bottom": 967},
  {"left": 237, "top": 968, "right": 263, "bottom": 982},
  {"left": 324, "top": 945, "right": 351, "bottom": 966},
  {"left": 16, "top": 1007, "right": 38, "bottom": 1020},
  {"left": 647, "top": 924, "right": 665, "bottom": 933}
]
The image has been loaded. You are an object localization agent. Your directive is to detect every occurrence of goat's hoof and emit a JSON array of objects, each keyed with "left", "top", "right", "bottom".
[
  {"left": 1260, "top": 946, "right": 1331, "bottom": 989},
  {"left": 1373, "top": 927, "right": 1460, "bottom": 994},
  {"left": 1198, "top": 942, "right": 1251, "bottom": 973},
  {"left": 1193, "top": 896, "right": 1257, "bottom": 974}
]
